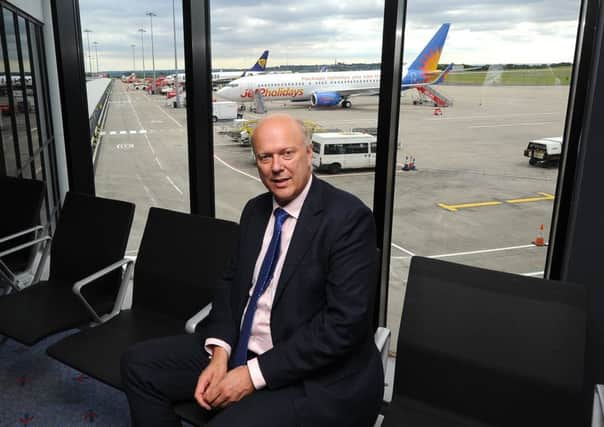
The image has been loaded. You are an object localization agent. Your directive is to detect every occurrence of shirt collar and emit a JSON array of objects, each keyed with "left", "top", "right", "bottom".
[{"left": 272, "top": 174, "right": 313, "bottom": 220}]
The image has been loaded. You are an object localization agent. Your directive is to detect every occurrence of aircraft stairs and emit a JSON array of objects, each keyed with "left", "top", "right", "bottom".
[{"left": 415, "top": 85, "right": 452, "bottom": 107}]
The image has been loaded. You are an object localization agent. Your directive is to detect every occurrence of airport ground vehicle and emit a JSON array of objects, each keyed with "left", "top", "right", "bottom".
[
  {"left": 311, "top": 132, "right": 377, "bottom": 173},
  {"left": 524, "top": 136, "right": 562, "bottom": 165},
  {"left": 212, "top": 101, "right": 242, "bottom": 122}
]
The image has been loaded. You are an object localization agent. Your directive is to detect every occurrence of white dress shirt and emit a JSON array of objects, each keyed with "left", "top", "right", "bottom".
[{"left": 205, "top": 175, "right": 313, "bottom": 389}]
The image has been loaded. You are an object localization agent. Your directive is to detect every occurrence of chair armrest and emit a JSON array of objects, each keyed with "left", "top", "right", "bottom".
[
  {"left": 594, "top": 385, "right": 604, "bottom": 427},
  {"left": 185, "top": 303, "right": 212, "bottom": 334},
  {"left": 0, "top": 235, "right": 51, "bottom": 258},
  {"left": 72, "top": 258, "right": 134, "bottom": 323},
  {"left": 0, "top": 225, "right": 44, "bottom": 245},
  {"left": 374, "top": 327, "right": 391, "bottom": 376}
]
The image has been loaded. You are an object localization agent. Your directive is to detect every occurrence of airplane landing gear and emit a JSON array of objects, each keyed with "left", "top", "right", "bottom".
[{"left": 342, "top": 100, "right": 352, "bottom": 109}]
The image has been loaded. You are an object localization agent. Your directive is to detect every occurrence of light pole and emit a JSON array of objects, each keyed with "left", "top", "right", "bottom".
[
  {"left": 172, "top": 0, "right": 180, "bottom": 106},
  {"left": 83, "top": 29, "right": 93, "bottom": 76},
  {"left": 138, "top": 28, "right": 146, "bottom": 79},
  {"left": 93, "top": 41, "right": 99, "bottom": 74},
  {"left": 130, "top": 44, "right": 136, "bottom": 73},
  {"left": 146, "top": 11, "right": 157, "bottom": 93}
]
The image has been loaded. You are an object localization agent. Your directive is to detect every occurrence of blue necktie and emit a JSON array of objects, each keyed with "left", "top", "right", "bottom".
[{"left": 233, "top": 207, "right": 289, "bottom": 366}]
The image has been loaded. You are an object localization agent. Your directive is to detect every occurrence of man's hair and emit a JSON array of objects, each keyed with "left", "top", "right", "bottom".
[{"left": 251, "top": 114, "right": 311, "bottom": 148}]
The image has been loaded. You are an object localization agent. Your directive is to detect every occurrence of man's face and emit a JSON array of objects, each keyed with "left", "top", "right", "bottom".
[{"left": 252, "top": 115, "right": 313, "bottom": 206}]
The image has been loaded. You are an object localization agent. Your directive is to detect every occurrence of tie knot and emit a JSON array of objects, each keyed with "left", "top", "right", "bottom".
[{"left": 274, "top": 208, "right": 288, "bottom": 227}]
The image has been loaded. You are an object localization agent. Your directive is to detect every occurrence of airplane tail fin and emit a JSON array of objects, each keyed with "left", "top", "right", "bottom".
[
  {"left": 408, "top": 23, "right": 450, "bottom": 72},
  {"left": 249, "top": 50, "right": 269, "bottom": 72}
]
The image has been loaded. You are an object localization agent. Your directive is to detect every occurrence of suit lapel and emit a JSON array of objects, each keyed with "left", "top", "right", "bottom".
[
  {"left": 238, "top": 195, "right": 272, "bottom": 308},
  {"left": 273, "top": 177, "right": 324, "bottom": 306}
]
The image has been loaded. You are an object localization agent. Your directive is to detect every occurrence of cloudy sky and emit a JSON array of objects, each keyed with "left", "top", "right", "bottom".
[{"left": 79, "top": 0, "right": 581, "bottom": 72}]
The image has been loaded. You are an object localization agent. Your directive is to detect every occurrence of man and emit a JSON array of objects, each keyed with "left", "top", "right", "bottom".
[{"left": 121, "top": 114, "right": 384, "bottom": 426}]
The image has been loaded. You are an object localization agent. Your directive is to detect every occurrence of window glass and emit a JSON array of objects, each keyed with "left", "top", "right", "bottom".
[
  {"left": 387, "top": 7, "right": 582, "bottom": 352},
  {"left": 80, "top": 1, "right": 189, "bottom": 254},
  {"left": 211, "top": 1, "right": 384, "bottom": 222}
]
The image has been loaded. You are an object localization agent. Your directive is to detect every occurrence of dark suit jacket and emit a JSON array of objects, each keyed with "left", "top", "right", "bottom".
[{"left": 206, "top": 176, "right": 384, "bottom": 427}]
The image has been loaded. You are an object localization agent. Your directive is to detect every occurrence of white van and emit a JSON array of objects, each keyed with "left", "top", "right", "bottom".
[
  {"left": 312, "top": 132, "right": 377, "bottom": 173},
  {"left": 524, "top": 136, "right": 562, "bottom": 165}
]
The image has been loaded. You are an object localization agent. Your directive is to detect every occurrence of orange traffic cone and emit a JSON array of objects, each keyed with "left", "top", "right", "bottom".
[{"left": 533, "top": 224, "right": 545, "bottom": 246}]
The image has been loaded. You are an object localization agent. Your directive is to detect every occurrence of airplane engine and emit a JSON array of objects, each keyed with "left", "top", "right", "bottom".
[{"left": 310, "top": 92, "right": 342, "bottom": 107}]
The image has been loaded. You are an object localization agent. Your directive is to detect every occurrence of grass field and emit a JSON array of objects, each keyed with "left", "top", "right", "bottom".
[{"left": 444, "top": 66, "right": 572, "bottom": 85}]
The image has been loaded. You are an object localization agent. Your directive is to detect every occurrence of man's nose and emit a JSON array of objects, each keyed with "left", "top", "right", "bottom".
[{"left": 271, "top": 155, "right": 284, "bottom": 172}]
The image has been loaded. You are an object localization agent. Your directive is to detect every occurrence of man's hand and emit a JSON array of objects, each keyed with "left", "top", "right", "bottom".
[
  {"left": 204, "top": 365, "right": 255, "bottom": 408},
  {"left": 194, "top": 347, "right": 228, "bottom": 410}
]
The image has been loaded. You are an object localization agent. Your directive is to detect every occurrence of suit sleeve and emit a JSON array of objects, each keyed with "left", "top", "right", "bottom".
[
  {"left": 202, "top": 200, "right": 251, "bottom": 349},
  {"left": 257, "top": 201, "right": 377, "bottom": 389}
]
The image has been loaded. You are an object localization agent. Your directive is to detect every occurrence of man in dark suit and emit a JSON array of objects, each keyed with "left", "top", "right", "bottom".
[{"left": 121, "top": 114, "right": 384, "bottom": 426}]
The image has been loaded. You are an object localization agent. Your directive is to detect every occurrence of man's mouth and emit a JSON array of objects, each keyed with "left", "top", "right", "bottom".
[{"left": 271, "top": 177, "right": 290, "bottom": 187}]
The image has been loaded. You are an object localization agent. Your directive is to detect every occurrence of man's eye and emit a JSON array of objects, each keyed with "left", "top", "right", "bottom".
[{"left": 282, "top": 150, "right": 294, "bottom": 159}]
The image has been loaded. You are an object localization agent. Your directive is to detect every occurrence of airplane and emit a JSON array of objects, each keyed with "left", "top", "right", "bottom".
[
  {"left": 212, "top": 50, "right": 270, "bottom": 84},
  {"left": 216, "top": 24, "right": 451, "bottom": 108},
  {"left": 161, "top": 50, "right": 270, "bottom": 89}
]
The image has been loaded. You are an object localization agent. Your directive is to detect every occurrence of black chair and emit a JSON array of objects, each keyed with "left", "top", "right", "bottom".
[
  {"left": 46, "top": 207, "right": 239, "bottom": 392},
  {"left": 382, "top": 256, "right": 589, "bottom": 427},
  {"left": 0, "top": 191, "right": 135, "bottom": 345},
  {"left": 0, "top": 176, "right": 46, "bottom": 293}
]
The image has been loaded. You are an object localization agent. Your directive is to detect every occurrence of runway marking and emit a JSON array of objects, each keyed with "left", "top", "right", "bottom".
[
  {"left": 116, "top": 144, "right": 134, "bottom": 150},
  {"left": 439, "top": 192, "right": 555, "bottom": 212},
  {"left": 166, "top": 175, "right": 184, "bottom": 195},
  {"left": 438, "top": 200, "right": 502, "bottom": 212},
  {"left": 506, "top": 192, "right": 554, "bottom": 204},
  {"left": 428, "top": 244, "right": 538, "bottom": 259},
  {"left": 391, "top": 242, "right": 415, "bottom": 256},
  {"left": 154, "top": 157, "right": 163, "bottom": 168},
  {"left": 214, "top": 154, "right": 261, "bottom": 183},
  {"left": 469, "top": 121, "right": 555, "bottom": 129},
  {"left": 155, "top": 104, "right": 183, "bottom": 128},
  {"left": 136, "top": 173, "right": 158, "bottom": 205},
  {"left": 125, "top": 90, "right": 157, "bottom": 156},
  {"left": 101, "top": 129, "right": 147, "bottom": 136}
]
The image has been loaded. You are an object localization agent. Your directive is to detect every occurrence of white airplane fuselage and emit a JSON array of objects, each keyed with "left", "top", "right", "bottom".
[{"left": 216, "top": 67, "right": 412, "bottom": 104}]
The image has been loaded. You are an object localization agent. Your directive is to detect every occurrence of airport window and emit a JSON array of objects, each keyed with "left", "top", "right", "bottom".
[
  {"left": 210, "top": 1, "right": 384, "bottom": 222},
  {"left": 386, "top": 6, "right": 583, "bottom": 352},
  {"left": 80, "top": 1, "right": 190, "bottom": 253},
  {"left": 0, "top": 2, "right": 60, "bottom": 229}
]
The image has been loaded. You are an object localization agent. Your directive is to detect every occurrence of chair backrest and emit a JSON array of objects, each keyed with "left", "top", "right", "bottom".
[
  {"left": 132, "top": 207, "right": 239, "bottom": 322},
  {"left": 394, "top": 256, "right": 588, "bottom": 427},
  {"left": 0, "top": 176, "right": 45, "bottom": 271},
  {"left": 49, "top": 192, "right": 134, "bottom": 304}
]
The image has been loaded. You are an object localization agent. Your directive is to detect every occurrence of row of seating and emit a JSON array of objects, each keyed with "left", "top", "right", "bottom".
[{"left": 0, "top": 176, "right": 594, "bottom": 426}]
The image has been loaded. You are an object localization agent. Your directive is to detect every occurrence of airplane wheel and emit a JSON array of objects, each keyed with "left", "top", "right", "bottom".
[{"left": 342, "top": 100, "right": 352, "bottom": 109}]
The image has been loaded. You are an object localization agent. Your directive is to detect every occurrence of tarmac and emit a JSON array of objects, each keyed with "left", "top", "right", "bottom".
[{"left": 95, "top": 81, "right": 568, "bottom": 350}]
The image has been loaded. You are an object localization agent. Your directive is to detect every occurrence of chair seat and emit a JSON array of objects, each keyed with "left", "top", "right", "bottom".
[
  {"left": 173, "top": 401, "right": 211, "bottom": 426},
  {"left": 46, "top": 308, "right": 187, "bottom": 389},
  {"left": 381, "top": 396, "right": 491, "bottom": 427},
  {"left": 0, "top": 280, "right": 106, "bottom": 345}
]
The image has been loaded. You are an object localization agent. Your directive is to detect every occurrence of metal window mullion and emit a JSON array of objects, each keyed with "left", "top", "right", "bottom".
[
  {"left": 36, "top": 25, "right": 59, "bottom": 221},
  {"left": 0, "top": 8, "right": 23, "bottom": 173},
  {"left": 15, "top": 16, "right": 37, "bottom": 179},
  {"left": 183, "top": 0, "right": 215, "bottom": 216},
  {"left": 371, "top": 0, "right": 407, "bottom": 328}
]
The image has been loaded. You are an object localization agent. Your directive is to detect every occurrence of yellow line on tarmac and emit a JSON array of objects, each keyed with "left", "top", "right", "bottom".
[
  {"left": 506, "top": 192, "right": 555, "bottom": 204},
  {"left": 439, "top": 193, "right": 555, "bottom": 212},
  {"left": 438, "top": 201, "right": 503, "bottom": 212}
]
